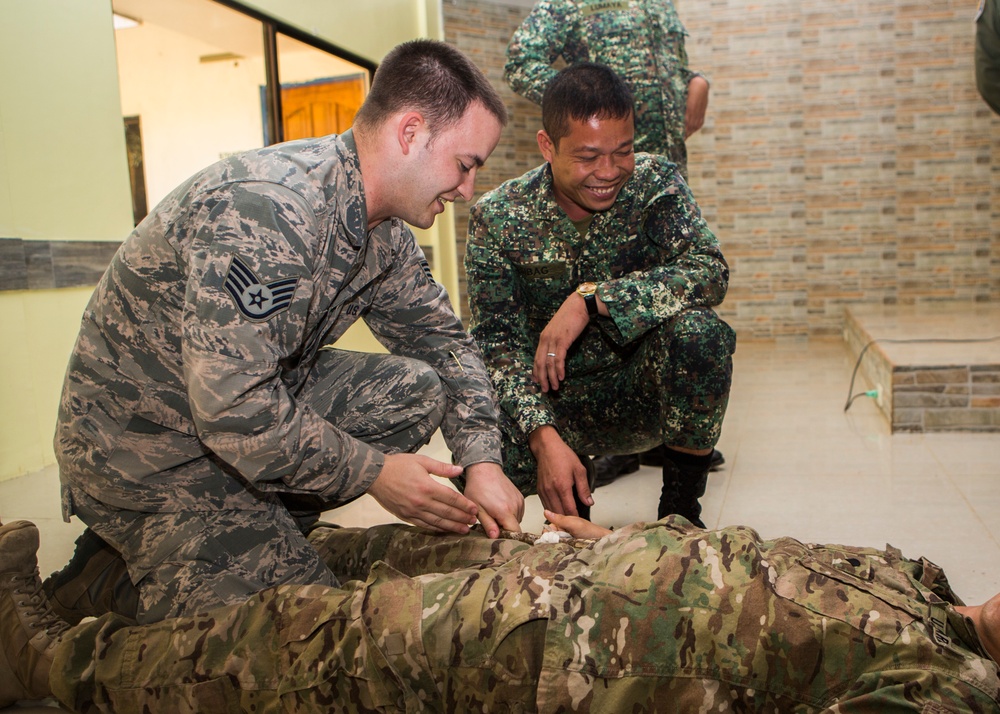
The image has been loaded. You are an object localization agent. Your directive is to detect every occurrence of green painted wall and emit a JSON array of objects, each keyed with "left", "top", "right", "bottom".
[
  {"left": 0, "top": 0, "right": 133, "bottom": 482},
  {"left": 0, "top": 0, "right": 437, "bottom": 482}
]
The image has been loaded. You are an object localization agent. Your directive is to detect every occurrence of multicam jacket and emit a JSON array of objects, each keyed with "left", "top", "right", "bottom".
[
  {"left": 505, "top": 0, "right": 703, "bottom": 164},
  {"left": 465, "top": 154, "right": 727, "bottom": 440},
  {"left": 55, "top": 130, "right": 501, "bottom": 515},
  {"left": 57, "top": 521, "right": 1000, "bottom": 712}
]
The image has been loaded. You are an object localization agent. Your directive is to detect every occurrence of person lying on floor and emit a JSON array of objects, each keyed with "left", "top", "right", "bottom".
[{"left": 2, "top": 513, "right": 998, "bottom": 712}]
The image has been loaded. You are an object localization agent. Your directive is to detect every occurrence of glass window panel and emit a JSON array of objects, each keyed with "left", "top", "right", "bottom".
[{"left": 277, "top": 32, "right": 369, "bottom": 141}]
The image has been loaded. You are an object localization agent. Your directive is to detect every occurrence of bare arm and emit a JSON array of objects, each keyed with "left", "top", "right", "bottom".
[
  {"left": 543, "top": 509, "right": 612, "bottom": 539},
  {"left": 685, "top": 75, "right": 710, "bottom": 138}
]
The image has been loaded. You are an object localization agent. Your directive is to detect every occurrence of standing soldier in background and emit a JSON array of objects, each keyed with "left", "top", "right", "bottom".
[
  {"left": 505, "top": 0, "right": 709, "bottom": 180},
  {"left": 505, "top": 0, "right": 723, "bottom": 485},
  {"left": 48, "top": 39, "right": 524, "bottom": 627},
  {"left": 977, "top": 0, "right": 1000, "bottom": 114}
]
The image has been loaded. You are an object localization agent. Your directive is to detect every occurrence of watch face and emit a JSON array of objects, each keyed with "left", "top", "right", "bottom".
[{"left": 578, "top": 282, "right": 597, "bottom": 295}]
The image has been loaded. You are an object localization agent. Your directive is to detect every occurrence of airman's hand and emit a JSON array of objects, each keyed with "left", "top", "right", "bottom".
[{"left": 368, "top": 453, "right": 478, "bottom": 534}]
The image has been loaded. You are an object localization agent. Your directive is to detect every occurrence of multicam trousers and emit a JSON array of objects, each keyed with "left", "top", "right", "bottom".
[
  {"left": 50, "top": 521, "right": 1000, "bottom": 713},
  {"left": 53, "top": 524, "right": 546, "bottom": 713}
]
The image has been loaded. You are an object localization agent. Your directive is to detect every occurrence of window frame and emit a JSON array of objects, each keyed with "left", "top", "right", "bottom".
[{"left": 211, "top": 0, "right": 377, "bottom": 145}]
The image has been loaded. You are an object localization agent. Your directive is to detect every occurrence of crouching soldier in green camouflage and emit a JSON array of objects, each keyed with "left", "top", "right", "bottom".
[
  {"left": 465, "top": 62, "right": 735, "bottom": 524},
  {"left": 2, "top": 515, "right": 999, "bottom": 711},
  {"left": 506, "top": 0, "right": 725, "bottom": 486},
  {"left": 50, "top": 39, "right": 525, "bottom": 627}
]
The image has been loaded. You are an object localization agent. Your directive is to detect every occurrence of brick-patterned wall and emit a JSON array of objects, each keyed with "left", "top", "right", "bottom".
[
  {"left": 444, "top": 0, "right": 1000, "bottom": 337},
  {"left": 443, "top": 0, "right": 544, "bottom": 322}
]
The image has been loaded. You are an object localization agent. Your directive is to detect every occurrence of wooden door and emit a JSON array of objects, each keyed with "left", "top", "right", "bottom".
[{"left": 282, "top": 75, "right": 366, "bottom": 140}]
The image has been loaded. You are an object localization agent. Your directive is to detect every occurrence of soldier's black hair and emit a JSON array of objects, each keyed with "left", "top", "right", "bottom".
[
  {"left": 542, "top": 62, "right": 634, "bottom": 147},
  {"left": 354, "top": 39, "right": 507, "bottom": 136}
]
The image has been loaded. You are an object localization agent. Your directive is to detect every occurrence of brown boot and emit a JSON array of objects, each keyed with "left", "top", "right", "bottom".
[{"left": 0, "top": 520, "right": 70, "bottom": 707}]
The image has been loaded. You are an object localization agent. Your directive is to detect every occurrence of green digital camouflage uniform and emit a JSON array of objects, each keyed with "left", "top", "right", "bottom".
[
  {"left": 51, "top": 520, "right": 1000, "bottom": 712},
  {"left": 54, "top": 130, "right": 502, "bottom": 623},
  {"left": 465, "top": 155, "right": 735, "bottom": 495},
  {"left": 977, "top": 0, "right": 1000, "bottom": 114},
  {"left": 505, "top": 0, "right": 703, "bottom": 176}
]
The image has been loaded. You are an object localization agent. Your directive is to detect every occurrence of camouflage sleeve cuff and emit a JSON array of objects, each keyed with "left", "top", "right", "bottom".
[
  {"left": 516, "top": 407, "right": 556, "bottom": 441},
  {"left": 595, "top": 281, "right": 639, "bottom": 344},
  {"left": 448, "top": 430, "right": 503, "bottom": 469},
  {"left": 315, "top": 434, "right": 387, "bottom": 505},
  {"left": 689, "top": 70, "right": 710, "bottom": 88},
  {"left": 597, "top": 275, "right": 705, "bottom": 346}
]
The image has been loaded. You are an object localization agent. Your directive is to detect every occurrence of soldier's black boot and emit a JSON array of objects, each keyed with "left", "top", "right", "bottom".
[
  {"left": 572, "top": 454, "right": 597, "bottom": 521},
  {"left": 591, "top": 453, "right": 640, "bottom": 487},
  {"left": 657, "top": 449, "right": 713, "bottom": 528},
  {"left": 41, "top": 527, "right": 139, "bottom": 625},
  {"left": 643, "top": 446, "right": 726, "bottom": 472},
  {"left": 0, "top": 521, "right": 69, "bottom": 707}
]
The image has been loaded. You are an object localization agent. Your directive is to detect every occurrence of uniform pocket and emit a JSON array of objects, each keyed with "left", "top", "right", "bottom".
[
  {"left": 277, "top": 579, "right": 409, "bottom": 711},
  {"left": 774, "top": 556, "right": 916, "bottom": 644}
]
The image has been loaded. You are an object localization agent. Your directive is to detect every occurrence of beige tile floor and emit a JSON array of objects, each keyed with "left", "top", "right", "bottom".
[{"left": 2, "top": 339, "right": 999, "bottom": 711}]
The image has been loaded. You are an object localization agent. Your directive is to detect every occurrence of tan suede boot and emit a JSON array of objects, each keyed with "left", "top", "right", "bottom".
[{"left": 0, "top": 520, "right": 70, "bottom": 707}]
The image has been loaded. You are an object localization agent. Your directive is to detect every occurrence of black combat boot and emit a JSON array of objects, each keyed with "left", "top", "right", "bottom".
[
  {"left": 657, "top": 449, "right": 712, "bottom": 528},
  {"left": 572, "top": 454, "right": 598, "bottom": 521},
  {"left": 642, "top": 446, "right": 726, "bottom": 472},
  {"left": 0, "top": 520, "right": 70, "bottom": 707},
  {"left": 41, "top": 527, "right": 139, "bottom": 625},
  {"left": 591, "top": 453, "right": 640, "bottom": 487}
]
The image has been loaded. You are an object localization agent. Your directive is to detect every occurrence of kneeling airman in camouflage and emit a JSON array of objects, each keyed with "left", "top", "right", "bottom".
[{"left": 51, "top": 39, "right": 524, "bottom": 627}]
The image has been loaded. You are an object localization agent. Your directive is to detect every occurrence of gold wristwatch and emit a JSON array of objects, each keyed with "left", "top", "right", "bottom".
[{"left": 576, "top": 282, "right": 599, "bottom": 319}]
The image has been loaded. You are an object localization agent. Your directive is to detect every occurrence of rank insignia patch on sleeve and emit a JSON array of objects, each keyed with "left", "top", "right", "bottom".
[
  {"left": 224, "top": 255, "right": 299, "bottom": 321},
  {"left": 419, "top": 258, "right": 436, "bottom": 284}
]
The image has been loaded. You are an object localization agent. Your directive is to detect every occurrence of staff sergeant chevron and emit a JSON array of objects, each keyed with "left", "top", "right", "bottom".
[{"left": 224, "top": 255, "right": 299, "bottom": 321}]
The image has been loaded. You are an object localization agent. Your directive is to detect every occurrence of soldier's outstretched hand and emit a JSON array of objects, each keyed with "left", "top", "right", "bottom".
[
  {"left": 368, "top": 454, "right": 479, "bottom": 534},
  {"left": 529, "top": 426, "right": 593, "bottom": 517},
  {"left": 543, "top": 510, "right": 612, "bottom": 539}
]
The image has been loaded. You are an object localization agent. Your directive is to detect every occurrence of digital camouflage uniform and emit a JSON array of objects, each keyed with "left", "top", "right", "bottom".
[
  {"left": 465, "top": 155, "right": 735, "bottom": 495},
  {"left": 505, "top": 0, "right": 703, "bottom": 176},
  {"left": 977, "top": 0, "right": 1000, "bottom": 114},
  {"left": 51, "top": 520, "right": 1000, "bottom": 712},
  {"left": 54, "top": 130, "right": 502, "bottom": 623}
]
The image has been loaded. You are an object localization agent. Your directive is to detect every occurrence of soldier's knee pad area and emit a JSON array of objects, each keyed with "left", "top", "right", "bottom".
[{"left": 661, "top": 310, "right": 736, "bottom": 353}]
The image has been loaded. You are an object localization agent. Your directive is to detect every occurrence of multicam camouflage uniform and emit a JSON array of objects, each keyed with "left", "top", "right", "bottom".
[
  {"left": 51, "top": 520, "right": 1000, "bottom": 712},
  {"left": 54, "top": 130, "right": 502, "bottom": 623},
  {"left": 505, "top": 0, "right": 704, "bottom": 176},
  {"left": 465, "top": 155, "right": 735, "bottom": 495}
]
